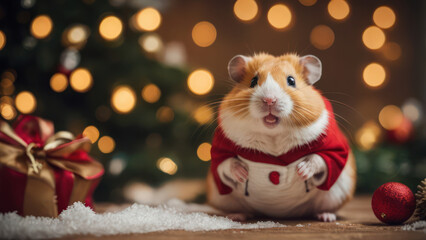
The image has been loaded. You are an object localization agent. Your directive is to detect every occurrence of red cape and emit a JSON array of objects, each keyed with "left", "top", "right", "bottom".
[{"left": 210, "top": 97, "right": 349, "bottom": 194}]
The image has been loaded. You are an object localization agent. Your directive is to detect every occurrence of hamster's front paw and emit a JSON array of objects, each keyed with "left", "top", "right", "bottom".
[
  {"left": 296, "top": 154, "right": 326, "bottom": 181},
  {"left": 230, "top": 159, "right": 248, "bottom": 183}
]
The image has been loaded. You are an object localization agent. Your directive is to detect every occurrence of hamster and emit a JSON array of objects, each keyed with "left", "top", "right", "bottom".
[{"left": 206, "top": 53, "right": 356, "bottom": 222}]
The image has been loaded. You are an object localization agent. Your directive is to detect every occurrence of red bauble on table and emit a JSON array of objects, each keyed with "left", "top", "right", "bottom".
[{"left": 371, "top": 182, "right": 416, "bottom": 224}]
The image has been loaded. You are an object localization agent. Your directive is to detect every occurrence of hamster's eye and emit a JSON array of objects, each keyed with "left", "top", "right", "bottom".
[
  {"left": 250, "top": 75, "right": 259, "bottom": 88},
  {"left": 287, "top": 76, "right": 296, "bottom": 87}
]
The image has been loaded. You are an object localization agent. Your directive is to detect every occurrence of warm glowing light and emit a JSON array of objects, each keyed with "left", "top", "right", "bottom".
[
  {"left": 156, "top": 106, "right": 174, "bottom": 123},
  {"left": 363, "top": 63, "right": 386, "bottom": 88},
  {"left": 31, "top": 15, "right": 53, "bottom": 39},
  {"left": 67, "top": 25, "right": 88, "bottom": 44},
  {"left": 99, "top": 16, "right": 123, "bottom": 41},
  {"left": 0, "top": 78, "right": 14, "bottom": 95},
  {"left": 356, "top": 121, "right": 381, "bottom": 150},
  {"left": 142, "top": 83, "right": 161, "bottom": 103},
  {"left": 299, "top": 0, "right": 317, "bottom": 6},
  {"left": 50, "top": 73, "right": 68, "bottom": 92},
  {"left": 135, "top": 7, "right": 161, "bottom": 32},
  {"left": 15, "top": 91, "right": 36, "bottom": 114},
  {"left": 70, "top": 68, "right": 93, "bottom": 92},
  {"left": 0, "top": 30, "right": 6, "bottom": 50},
  {"left": 327, "top": 0, "right": 350, "bottom": 20},
  {"left": 187, "top": 69, "right": 214, "bottom": 95},
  {"left": 0, "top": 103, "right": 16, "bottom": 120},
  {"left": 98, "top": 136, "right": 115, "bottom": 153},
  {"left": 156, "top": 157, "right": 178, "bottom": 175},
  {"left": 139, "top": 33, "right": 162, "bottom": 53},
  {"left": 402, "top": 99, "right": 422, "bottom": 123},
  {"left": 192, "top": 21, "right": 217, "bottom": 47},
  {"left": 362, "top": 26, "right": 386, "bottom": 50},
  {"left": 233, "top": 0, "right": 258, "bottom": 22},
  {"left": 382, "top": 42, "right": 401, "bottom": 61},
  {"left": 193, "top": 105, "right": 214, "bottom": 124},
  {"left": 373, "top": 6, "right": 396, "bottom": 29},
  {"left": 197, "top": 142, "right": 212, "bottom": 161},
  {"left": 111, "top": 85, "right": 137, "bottom": 114},
  {"left": 267, "top": 4, "right": 292, "bottom": 30},
  {"left": 310, "top": 25, "right": 335, "bottom": 50},
  {"left": 83, "top": 125, "right": 100, "bottom": 143},
  {"left": 379, "top": 105, "right": 404, "bottom": 130},
  {"left": 2, "top": 71, "right": 16, "bottom": 82}
]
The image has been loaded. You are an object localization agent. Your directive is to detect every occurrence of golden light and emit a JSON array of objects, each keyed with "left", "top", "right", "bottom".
[
  {"left": 0, "top": 30, "right": 6, "bottom": 50},
  {"left": 135, "top": 7, "right": 162, "bottom": 32},
  {"left": 327, "top": 0, "right": 350, "bottom": 21},
  {"left": 67, "top": 25, "right": 88, "bottom": 44},
  {"left": 99, "top": 16, "right": 123, "bottom": 41},
  {"left": 156, "top": 157, "right": 178, "bottom": 175},
  {"left": 373, "top": 6, "right": 396, "bottom": 29},
  {"left": 98, "top": 136, "right": 115, "bottom": 154},
  {"left": 192, "top": 21, "right": 217, "bottom": 47},
  {"left": 187, "top": 69, "right": 214, "bottom": 95},
  {"left": 83, "top": 125, "right": 100, "bottom": 143},
  {"left": 362, "top": 26, "right": 386, "bottom": 50},
  {"left": 267, "top": 4, "right": 292, "bottom": 30},
  {"left": 139, "top": 33, "right": 162, "bottom": 53},
  {"left": 31, "top": 15, "right": 53, "bottom": 39},
  {"left": 0, "top": 78, "right": 14, "bottom": 95},
  {"left": 299, "top": 0, "right": 317, "bottom": 6},
  {"left": 50, "top": 73, "right": 68, "bottom": 92},
  {"left": 197, "top": 142, "right": 212, "bottom": 161},
  {"left": 356, "top": 121, "right": 381, "bottom": 150},
  {"left": 233, "top": 0, "right": 258, "bottom": 22},
  {"left": 111, "top": 85, "right": 137, "bottom": 114},
  {"left": 156, "top": 106, "right": 174, "bottom": 123},
  {"left": 310, "top": 25, "right": 335, "bottom": 50},
  {"left": 379, "top": 105, "right": 404, "bottom": 130},
  {"left": 2, "top": 71, "right": 16, "bottom": 82},
  {"left": 363, "top": 63, "right": 386, "bottom": 88},
  {"left": 0, "top": 103, "right": 16, "bottom": 120},
  {"left": 70, "top": 68, "right": 93, "bottom": 92},
  {"left": 142, "top": 83, "right": 161, "bottom": 103},
  {"left": 15, "top": 91, "right": 36, "bottom": 114},
  {"left": 382, "top": 42, "right": 401, "bottom": 61},
  {"left": 193, "top": 105, "right": 214, "bottom": 124}
]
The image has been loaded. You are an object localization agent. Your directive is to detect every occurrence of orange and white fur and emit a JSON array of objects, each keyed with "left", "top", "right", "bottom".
[{"left": 207, "top": 53, "right": 356, "bottom": 222}]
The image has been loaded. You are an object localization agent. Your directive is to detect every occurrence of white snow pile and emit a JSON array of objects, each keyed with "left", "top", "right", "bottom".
[
  {"left": 0, "top": 202, "right": 284, "bottom": 239},
  {"left": 401, "top": 221, "right": 426, "bottom": 233}
]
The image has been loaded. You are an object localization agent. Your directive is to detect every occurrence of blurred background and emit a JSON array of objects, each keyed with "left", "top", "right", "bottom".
[{"left": 0, "top": 0, "right": 425, "bottom": 203}]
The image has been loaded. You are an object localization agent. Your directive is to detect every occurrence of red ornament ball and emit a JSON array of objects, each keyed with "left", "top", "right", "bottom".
[{"left": 371, "top": 182, "right": 416, "bottom": 224}]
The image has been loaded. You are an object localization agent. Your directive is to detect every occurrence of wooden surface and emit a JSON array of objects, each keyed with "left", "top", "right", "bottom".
[{"left": 68, "top": 196, "right": 425, "bottom": 240}]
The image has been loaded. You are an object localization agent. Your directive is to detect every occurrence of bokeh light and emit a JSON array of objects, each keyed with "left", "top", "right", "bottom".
[
  {"left": 187, "top": 69, "right": 214, "bottom": 95},
  {"left": 139, "top": 33, "right": 162, "bottom": 53},
  {"left": 363, "top": 63, "right": 386, "bottom": 88},
  {"left": 197, "top": 142, "right": 212, "bottom": 161},
  {"left": 83, "top": 125, "right": 100, "bottom": 143},
  {"left": 310, "top": 25, "right": 335, "bottom": 50},
  {"left": 30, "top": 15, "right": 53, "bottom": 39},
  {"left": 50, "top": 73, "right": 68, "bottom": 92},
  {"left": 381, "top": 42, "right": 401, "bottom": 61},
  {"left": 373, "top": 6, "right": 396, "bottom": 29},
  {"left": 327, "top": 0, "right": 350, "bottom": 21},
  {"left": 402, "top": 99, "right": 422, "bottom": 124},
  {"left": 2, "top": 70, "right": 16, "bottom": 82},
  {"left": 0, "top": 78, "right": 14, "bottom": 95},
  {"left": 156, "top": 106, "right": 174, "bottom": 123},
  {"left": 193, "top": 105, "right": 214, "bottom": 124},
  {"left": 109, "top": 158, "right": 126, "bottom": 175},
  {"left": 98, "top": 136, "right": 115, "bottom": 153},
  {"left": 70, "top": 68, "right": 93, "bottom": 92},
  {"left": 135, "top": 7, "right": 161, "bottom": 31},
  {"left": 0, "top": 30, "right": 6, "bottom": 50},
  {"left": 156, "top": 157, "right": 178, "bottom": 175},
  {"left": 192, "top": 21, "right": 217, "bottom": 47},
  {"left": 15, "top": 91, "right": 36, "bottom": 114},
  {"left": 379, "top": 105, "right": 404, "bottom": 130},
  {"left": 67, "top": 25, "right": 89, "bottom": 44},
  {"left": 0, "top": 103, "right": 16, "bottom": 120},
  {"left": 356, "top": 121, "right": 381, "bottom": 151},
  {"left": 362, "top": 26, "right": 386, "bottom": 50},
  {"left": 233, "top": 0, "right": 258, "bottom": 22},
  {"left": 99, "top": 16, "right": 123, "bottom": 41},
  {"left": 111, "top": 85, "right": 137, "bottom": 114},
  {"left": 142, "top": 83, "right": 161, "bottom": 103},
  {"left": 267, "top": 4, "right": 292, "bottom": 30},
  {"left": 299, "top": 0, "right": 317, "bottom": 6}
]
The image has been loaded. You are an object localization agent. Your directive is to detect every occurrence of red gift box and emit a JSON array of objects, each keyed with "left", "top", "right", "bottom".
[{"left": 0, "top": 115, "right": 104, "bottom": 217}]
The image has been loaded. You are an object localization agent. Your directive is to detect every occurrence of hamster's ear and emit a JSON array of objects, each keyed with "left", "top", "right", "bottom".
[
  {"left": 300, "top": 55, "right": 322, "bottom": 85},
  {"left": 228, "top": 55, "right": 251, "bottom": 83}
]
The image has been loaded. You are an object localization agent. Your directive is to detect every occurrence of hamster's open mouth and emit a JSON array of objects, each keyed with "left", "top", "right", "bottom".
[{"left": 263, "top": 113, "right": 280, "bottom": 128}]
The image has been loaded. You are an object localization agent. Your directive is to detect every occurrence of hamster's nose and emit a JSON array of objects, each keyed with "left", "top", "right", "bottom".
[{"left": 262, "top": 97, "right": 277, "bottom": 106}]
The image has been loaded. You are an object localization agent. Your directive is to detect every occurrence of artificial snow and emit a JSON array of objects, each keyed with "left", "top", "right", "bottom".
[
  {"left": 0, "top": 202, "right": 284, "bottom": 239},
  {"left": 401, "top": 221, "right": 426, "bottom": 233}
]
